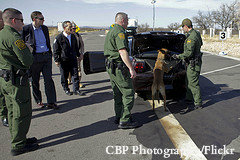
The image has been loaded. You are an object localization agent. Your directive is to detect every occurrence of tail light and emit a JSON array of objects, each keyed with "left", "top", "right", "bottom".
[{"left": 133, "top": 61, "right": 145, "bottom": 73}]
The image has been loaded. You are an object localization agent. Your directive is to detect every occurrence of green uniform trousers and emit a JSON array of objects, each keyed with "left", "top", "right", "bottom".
[
  {"left": 0, "top": 77, "right": 32, "bottom": 150},
  {"left": 106, "top": 67, "right": 135, "bottom": 122},
  {"left": 185, "top": 64, "right": 202, "bottom": 106},
  {"left": 0, "top": 92, "right": 7, "bottom": 119}
]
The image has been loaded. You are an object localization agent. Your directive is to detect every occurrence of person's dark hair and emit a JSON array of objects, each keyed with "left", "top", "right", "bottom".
[
  {"left": 62, "top": 21, "right": 71, "bottom": 28},
  {"left": 2, "top": 8, "right": 22, "bottom": 24},
  {"left": 31, "top": 11, "right": 42, "bottom": 21}
]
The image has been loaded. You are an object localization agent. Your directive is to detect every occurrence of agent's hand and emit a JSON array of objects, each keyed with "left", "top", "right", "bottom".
[
  {"left": 55, "top": 62, "right": 60, "bottom": 67},
  {"left": 129, "top": 68, "right": 136, "bottom": 79},
  {"left": 172, "top": 54, "right": 179, "bottom": 59}
]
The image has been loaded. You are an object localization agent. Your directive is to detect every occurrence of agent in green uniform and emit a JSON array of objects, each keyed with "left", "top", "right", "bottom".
[
  {"left": 0, "top": 10, "right": 9, "bottom": 127},
  {"left": 0, "top": 8, "right": 39, "bottom": 156},
  {"left": 0, "top": 93, "right": 8, "bottom": 127},
  {"left": 173, "top": 18, "right": 203, "bottom": 111},
  {"left": 104, "top": 12, "right": 141, "bottom": 129}
]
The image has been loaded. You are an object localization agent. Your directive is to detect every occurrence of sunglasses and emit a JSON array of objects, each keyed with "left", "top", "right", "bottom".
[
  {"left": 10, "top": 18, "right": 24, "bottom": 22},
  {"left": 72, "top": 28, "right": 76, "bottom": 29},
  {"left": 35, "top": 17, "right": 44, "bottom": 21}
]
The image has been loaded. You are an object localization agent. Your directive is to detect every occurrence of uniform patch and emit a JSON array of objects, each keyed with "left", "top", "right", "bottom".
[
  {"left": 187, "top": 40, "right": 191, "bottom": 44},
  {"left": 15, "top": 39, "right": 26, "bottom": 50},
  {"left": 118, "top": 33, "right": 125, "bottom": 40}
]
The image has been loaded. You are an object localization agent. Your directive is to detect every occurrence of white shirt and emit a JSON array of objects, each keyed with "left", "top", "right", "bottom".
[{"left": 63, "top": 31, "right": 71, "bottom": 46}]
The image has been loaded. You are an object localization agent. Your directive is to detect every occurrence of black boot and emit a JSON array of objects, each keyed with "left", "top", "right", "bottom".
[
  {"left": 26, "top": 137, "right": 38, "bottom": 144},
  {"left": 11, "top": 143, "right": 39, "bottom": 156},
  {"left": 118, "top": 118, "right": 142, "bottom": 129}
]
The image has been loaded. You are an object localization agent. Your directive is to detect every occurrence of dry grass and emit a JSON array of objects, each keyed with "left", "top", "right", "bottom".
[
  {"left": 202, "top": 35, "right": 240, "bottom": 43},
  {"left": 202, "top": 35, "right": 240, "bottom": 57}
]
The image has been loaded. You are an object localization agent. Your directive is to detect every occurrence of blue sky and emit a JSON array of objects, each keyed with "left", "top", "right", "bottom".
[{"left": 0, "top": 0, "right": 236, "bottom": 28}]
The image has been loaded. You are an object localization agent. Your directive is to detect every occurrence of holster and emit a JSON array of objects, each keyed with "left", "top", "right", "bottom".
[
  {"left": 189, "top": 57, "right": 200, "bottom": 68},
  {"left": 0, "top": 67, "right": 28, "bottom": 86},
  {"left": 105, "top": 59, "right": 116, "bottom": 75},
  {"left": 189, "top": 60, "right": 195, "bottom": 68},
  {"left": 16, "top": 69, "right": 28, "bottom": 86},
  {"left": 117, "top": 63, "right": 129, "bottom": 79}
]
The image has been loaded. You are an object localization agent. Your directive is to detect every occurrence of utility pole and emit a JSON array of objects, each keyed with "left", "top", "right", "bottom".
[{"left": 151, "top": 0, "right": 156, "bottom": 31}]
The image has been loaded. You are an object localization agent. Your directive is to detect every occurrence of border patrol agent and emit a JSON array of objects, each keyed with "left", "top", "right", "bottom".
[
  {"left": 104, "top": 12, "right": 141, "bottom": 129},
  {"left": 0, "top": 10, "right": 9, "bottom": 127},
  {"left": 173, "top": 18, "right": 203, "bottom": 111},
  {"left": 0, "top": 8, "right": 39, "bottom": 156}
]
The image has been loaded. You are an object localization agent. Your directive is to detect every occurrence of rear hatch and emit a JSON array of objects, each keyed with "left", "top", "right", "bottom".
[
  {"left": 132, "top": 31, "right": 186, "bottom": 91},
  {"left": 132, "top": 31, "right": 185, "bottom": 56}
]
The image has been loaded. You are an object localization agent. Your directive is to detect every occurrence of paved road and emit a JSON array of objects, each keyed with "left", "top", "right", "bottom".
[{"left": 0, "top": 30, "right": 239, "bottom": 160}]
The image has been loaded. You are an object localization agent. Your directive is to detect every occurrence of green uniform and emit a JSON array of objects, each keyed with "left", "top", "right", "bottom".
[
  {"left": 0, "top": 25, "right": 33, "bottom": 150},
  {"left": 0, "top": 93, "right": 7, "bottom": 120},
  {"left": 104, "top": 24, "right": 134, "bottom": 122},
  {"left": 178, "top": 29, "right": 203, "bottom": 106}
]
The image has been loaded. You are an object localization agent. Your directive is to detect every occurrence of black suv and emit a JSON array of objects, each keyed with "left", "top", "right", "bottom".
[{"left": 83, "top": 31, "right": 186, "bottom": 100}]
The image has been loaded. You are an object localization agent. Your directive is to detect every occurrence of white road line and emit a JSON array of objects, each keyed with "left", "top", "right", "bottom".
[
  {"left": 160, "top": 114, "right": 207, "bottom": 160},
  {"left": 202, "top": 50, "right": 240, "bottom": 61},
  {"left": 148, "top": 100, "right": 207, "bottom": 160},
  {"left": 202, "top": 54, "right": 212, "bottom": 57},
  {"left": 201, "top": 64, "right": 240, "bottom": 76}
]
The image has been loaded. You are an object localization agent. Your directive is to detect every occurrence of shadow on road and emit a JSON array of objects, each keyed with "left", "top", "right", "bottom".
[
  {"left": 38, "top": 110, "right": 157, "bottom": 149},
  {"left": 32, "top": 90, "right": 113, "bottom": 119},
  {"left": 81, "top": 79, "right": 110, "bottom": 87},
  {"left": 168, "top": 76, "right": 240, "bottom": 114},
  {"left": 199, "top": 76, "right": 240, "bottom": 108},
  {"left": 136, "top": 75, "right": 240, "bottom": 115},
  {"left": 82, "top": 85, "right": 112, "bottom": 94}
]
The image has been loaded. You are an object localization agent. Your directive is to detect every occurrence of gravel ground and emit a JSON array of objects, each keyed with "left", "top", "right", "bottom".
[{"left": 201, "top": 35, "right": 240, "bottom": 58}]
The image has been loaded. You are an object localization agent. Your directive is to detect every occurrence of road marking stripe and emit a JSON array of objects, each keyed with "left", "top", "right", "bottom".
[
  {"left": 202, "top": 51, "right": 240, "bottom": 61},
  {"left": 148, "top": 100, "right": 207, "bottom": 160},
  {"left": 201, "top": 64, "right": 240, "bottom": 75}
]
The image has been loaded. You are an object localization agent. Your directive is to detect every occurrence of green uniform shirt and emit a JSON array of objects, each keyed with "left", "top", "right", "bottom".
[
  {"left": 0, "top": 25, "right": 33, "bottom": 70},
  {"left": 178, "top": 29, "right": 203, "bottom": 60},
  {"left": 104, "top": 24, "right": 129, "bottom": 62}
]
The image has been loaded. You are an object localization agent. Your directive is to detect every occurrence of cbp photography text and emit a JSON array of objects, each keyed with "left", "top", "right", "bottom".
[{"left": 106, "top": 144, "right": 235, "bottom": 158}]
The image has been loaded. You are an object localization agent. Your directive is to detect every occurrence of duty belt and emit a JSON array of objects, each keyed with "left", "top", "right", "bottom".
[
  {"left": 105, "top": 58, "right": 127, "bottom": 75},
  {"left": 0, "top": 68, "right": 28, "bottom": 86}
]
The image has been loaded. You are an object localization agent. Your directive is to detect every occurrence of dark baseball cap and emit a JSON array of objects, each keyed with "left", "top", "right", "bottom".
[{"left": 180, "top": 18, "right": 192, "bottom": 27}]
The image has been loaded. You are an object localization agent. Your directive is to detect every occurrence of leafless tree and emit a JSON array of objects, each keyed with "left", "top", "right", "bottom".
[
  {"left": 138, "top": 23, "right": 150, "bottom": 32},
  {"left": 212, "top": 0, "right": 239, "bottom": 30},
  {"left": 192, "top": 11, "right": 215, "bottom": 30},
  {"left": 191, "top": 0, "right": 239, "bottom": 31},
  {"left": 167, "top": 22, "right": 180, "bottom": 30}
]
